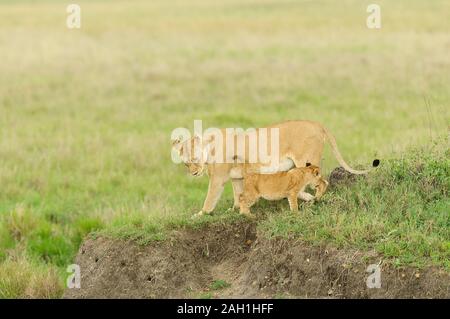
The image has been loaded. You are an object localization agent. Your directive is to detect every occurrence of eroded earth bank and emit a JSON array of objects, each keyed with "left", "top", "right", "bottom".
[{"left": 64, "top": 222, "right": 449, "bottom": 299}]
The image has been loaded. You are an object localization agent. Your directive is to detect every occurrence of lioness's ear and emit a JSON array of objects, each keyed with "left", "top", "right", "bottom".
[
  {"left": 172, "top": 137, "right": 181, "bottom": 147},
  {"left": 172, "top": 136, "right": 184, "bottom": 155},
  {"left": 306, "top": 162, "right": 311, "bottom": 167},
  {"left": 314, "top": 167, "right": 320, "bottom": 176}
]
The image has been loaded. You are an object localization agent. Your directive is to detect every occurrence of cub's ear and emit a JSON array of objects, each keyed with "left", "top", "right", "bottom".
[
  {"left": 306, "top": 162, "right": 311, "bottom": 167},
  {"left": 310, "top": 166, "right": 320, "bottom": 176}
]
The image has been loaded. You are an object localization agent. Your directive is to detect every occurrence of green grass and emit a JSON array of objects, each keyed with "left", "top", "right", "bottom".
[
  {"left": 210, "top": 280, "right": 231, "bottom": 291},
  {"left": 198, "top": 292, "right": 213, "bottom": 300},
  {"left": 0, "top": 255, "right": 63, "bottom": 299},
  {"left": 260, "top": 140, "right": 449, "bottom": 269},
  {"left": 0, "top": 0, "right": 449, "bottom": 298}
]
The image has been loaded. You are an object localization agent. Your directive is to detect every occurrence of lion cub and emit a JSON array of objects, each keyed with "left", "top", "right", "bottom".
[{"left": 239, "top": 163, "right": 328, "bottom": 217}]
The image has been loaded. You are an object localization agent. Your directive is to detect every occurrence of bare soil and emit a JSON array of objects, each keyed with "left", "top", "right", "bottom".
[{"left": 64, "top": 221, "right": 449, "bottom": 299}]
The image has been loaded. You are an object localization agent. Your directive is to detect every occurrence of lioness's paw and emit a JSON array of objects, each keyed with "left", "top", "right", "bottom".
[
  {"left": 241, "top": 212, "right": 256, "bottom": 220},
  {"left": 227, "top": 206, "right": 239, "bottom": 213},
  {"left": 192, "top": 211, "right": 204, "bottom": 219}
]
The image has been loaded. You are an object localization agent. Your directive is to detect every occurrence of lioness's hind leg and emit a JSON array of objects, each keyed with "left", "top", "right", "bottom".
[{"left": 239, "top": 193, "right": 257, "bottom": 219}]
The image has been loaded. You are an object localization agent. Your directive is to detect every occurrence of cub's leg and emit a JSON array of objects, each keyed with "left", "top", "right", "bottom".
[
  {"left": 231, "top": 178, "right": 244, "bottom": 210},
  {"left": 288, "top": 193, "right": 299, "bottom": 212},
  {"left": 298, "top": 191, "right": 314, "bottom": 202},
  {"left": 194, "top": 175, "right": 229, "bottom": 218}
]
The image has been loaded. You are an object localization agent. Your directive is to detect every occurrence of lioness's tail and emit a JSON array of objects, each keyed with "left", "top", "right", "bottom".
[{"left": 322, "top": 127, "right": 380, "bottom": 175}]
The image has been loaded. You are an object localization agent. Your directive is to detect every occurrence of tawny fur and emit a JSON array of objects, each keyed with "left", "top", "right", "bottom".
[
  {"left": 172, "top": 120, "right": 375, "bottom": 217},
  {"left": 238, "top": 165, "right": 328, "bottom": 217}
]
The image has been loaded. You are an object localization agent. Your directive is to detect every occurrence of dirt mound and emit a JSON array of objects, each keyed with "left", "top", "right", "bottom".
[
  {"left": 64, "top": 222, "right": 449, "bottom": 299},
  {"left": 328, "top": 167, "right": 362, "bottom": 188}
]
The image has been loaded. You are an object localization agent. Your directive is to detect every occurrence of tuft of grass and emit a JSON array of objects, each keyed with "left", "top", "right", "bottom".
[
  {"left": 198, "top": 292, "right": 213, "bottom": 299},
  {"left": 210, "top": 279, "right": 231, "bottom": 290},
  {"left": 26, "top": 222, "right": 75, "bottom": 267},
  {"left": 259, "top": 140, "right": 450, "bottom": 269},
  {"left": 0, "top": 256, "right": 64, "bottom": 299},
  {"left": 2, "top": 206, "right": 38, "bottom": 242},
  {"left": 72, "top": 216, "right": 105, "bottom": 247}
]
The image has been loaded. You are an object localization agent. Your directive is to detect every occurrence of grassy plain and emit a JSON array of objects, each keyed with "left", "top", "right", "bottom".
[{"left": 0, "top": 0, "right": 448, "bottom": 297}]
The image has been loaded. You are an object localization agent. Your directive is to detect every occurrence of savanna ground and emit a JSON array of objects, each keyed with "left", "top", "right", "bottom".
[{"left": 0, "top": 0, "right": 449, "bottom": 298}]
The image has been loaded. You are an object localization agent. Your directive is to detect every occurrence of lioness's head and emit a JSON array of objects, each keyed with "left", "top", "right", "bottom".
[{"left": 172, "top": 136, "right": 207, "bottom": 176}]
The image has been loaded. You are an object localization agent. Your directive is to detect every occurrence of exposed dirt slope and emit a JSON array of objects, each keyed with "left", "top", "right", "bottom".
[{"left": 64, "top": 222, "right": 449, "bottom": 299}]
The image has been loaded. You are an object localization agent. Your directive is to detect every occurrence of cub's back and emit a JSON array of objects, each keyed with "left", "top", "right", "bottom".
[{"left": 245, "top": 170, "right": 298, "bottom": 199}]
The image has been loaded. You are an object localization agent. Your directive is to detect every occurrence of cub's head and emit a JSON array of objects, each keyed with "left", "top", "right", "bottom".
[
  {"left": 172, "top": 136, "right": 207, "bottom": 177},
  {"left": 304, "top": 163, "right": 321, "bottom": 181},
  {"left": 305, "top": 163, "right": 328, "bottom": 200}
]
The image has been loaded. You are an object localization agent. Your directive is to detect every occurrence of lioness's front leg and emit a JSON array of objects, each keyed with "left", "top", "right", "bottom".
[
  {"left": 194, "top": 176, "right": 228, "bottom": 217},
  {"left": 231, "top": 179, "right": 244, "bottom": 210}
]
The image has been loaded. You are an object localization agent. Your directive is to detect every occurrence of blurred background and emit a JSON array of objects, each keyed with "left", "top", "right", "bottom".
[{"left": 0, "top": 0, "right": 448, "bottom": 298}]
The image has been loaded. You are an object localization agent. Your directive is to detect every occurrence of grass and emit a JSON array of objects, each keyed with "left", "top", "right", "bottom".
[
  {"left": 0, "top": 0, "right": 449, "bottom": 298},
  {"left": 198, "top": 292, "right": 213, "bottom": 300},
  {"left": 259, "top": 140, "right": 449, "bottom": 269},
  {"left": 210, "top": 280, "right": 231, "bottom": 291},
  {"left": 0, "top": 256, "right": 63, "bottom": 299},
  {"left": 193, "top": 279, "right": 231, "bottom": 298}
]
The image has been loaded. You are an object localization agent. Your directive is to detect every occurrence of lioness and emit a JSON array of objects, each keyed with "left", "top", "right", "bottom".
[
  {"left": 239, "top": 163, "right": 328, "bottom": 217},
  {"left": 172, "top": 120, "right": 379, "bottom": 217}
]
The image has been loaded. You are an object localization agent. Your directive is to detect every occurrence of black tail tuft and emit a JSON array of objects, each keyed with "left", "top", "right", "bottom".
[{"left": 372, "top": 159, "right": 380, "bottom": 167}]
